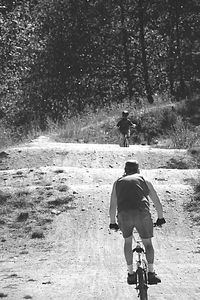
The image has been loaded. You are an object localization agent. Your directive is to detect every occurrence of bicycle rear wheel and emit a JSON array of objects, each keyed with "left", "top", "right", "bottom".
[
  {"left": 136, "top": 267, "right": 148, "bottom": 300},
  {"left": 123, "top": 136, "right": 129, "bottom": 147}
]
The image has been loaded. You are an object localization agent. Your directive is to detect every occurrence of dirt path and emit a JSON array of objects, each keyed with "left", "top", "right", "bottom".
[{"left": 0, "top": 137, "right": 200, "bottom": 300}]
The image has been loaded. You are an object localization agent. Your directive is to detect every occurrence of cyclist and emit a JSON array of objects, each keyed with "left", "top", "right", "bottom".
[
  {"left": 109, "top": 160, "right": 166, "bottom": 285},
  {"left": 117, "top": 111, "right": 136, "bottom": 146}
]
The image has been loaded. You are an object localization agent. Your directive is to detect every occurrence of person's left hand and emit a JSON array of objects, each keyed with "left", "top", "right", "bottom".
[{"left": 109, "top": 223, "right": 119, "bottom": 230}]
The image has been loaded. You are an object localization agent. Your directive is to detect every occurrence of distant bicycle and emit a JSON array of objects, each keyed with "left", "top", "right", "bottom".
[
  {"left": 122, "top": 133, "right": 130, "bottom": 147},
  {"left": 121, "top": 125, "right": 136, "bottom": 147}
]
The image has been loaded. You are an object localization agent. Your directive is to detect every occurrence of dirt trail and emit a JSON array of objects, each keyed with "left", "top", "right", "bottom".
[{"left": 0, "top": 136, "right": 200, "bottom": 300}]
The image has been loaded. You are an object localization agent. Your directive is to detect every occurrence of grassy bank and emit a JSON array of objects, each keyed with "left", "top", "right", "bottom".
[
  {"left": 48, "top": 96, "right": 200, "bottom": 149},
  {"left": 1, "top": 95, "right": 200, "bottom": 150}
]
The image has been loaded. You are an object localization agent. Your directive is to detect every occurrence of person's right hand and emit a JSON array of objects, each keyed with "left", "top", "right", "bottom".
[
  {"left": 131, "top": 124, "right": 137, "bottom": 129},
  {"left": 154, "top": 218, "right": 166, "bottom": 227}
]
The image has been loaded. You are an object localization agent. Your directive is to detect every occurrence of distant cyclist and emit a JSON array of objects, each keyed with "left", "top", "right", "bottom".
[
  {"left": 109, "top": 160, "right": 166, "bottom": 285},
  {"left": 117, "top": 111, "right": 136, "bottom": 146}
]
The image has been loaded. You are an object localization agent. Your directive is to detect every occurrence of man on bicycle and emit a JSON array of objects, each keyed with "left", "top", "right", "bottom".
[
  {"left": 117, "top": 111, "right": 136, "bottom": 146},
  {"left": 109, "top": 160, "right": 166, "bottom": 285}
]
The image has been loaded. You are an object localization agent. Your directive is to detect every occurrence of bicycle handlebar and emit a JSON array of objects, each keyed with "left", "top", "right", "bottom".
[{"left": 110, "top": 218, "right": 165, "bottom": 231}]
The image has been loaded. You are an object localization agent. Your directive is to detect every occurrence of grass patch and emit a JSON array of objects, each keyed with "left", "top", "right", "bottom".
[
  {"left": 160, "top": 158, "right": 191, "bottom": 169},
  {"left": 0, "top": 185, "right": 76, "bottom": 241},
  {"left": 169, "top": 116, "right": 200, "bottom": 149},
  {"left": 0, "top": 119, "right": 42, "bottom": 150},
  {"left": 176, "top": 94, "right": 200, "bottom": 125},
  {"left": 47, "top": 99, "right": 179, "bottom": 145},
  {"left": 49, "top": 97, "right": 199, "bottom": 148},
  {"left": 185, "top": 180, "right": 200, "bottom": 225}
]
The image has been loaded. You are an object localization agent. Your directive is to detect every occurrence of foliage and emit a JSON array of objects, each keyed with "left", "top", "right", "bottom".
[
  {"left": 170, "top": 116, "right": 200, "bottom": 149},
  {"left": 160, "top": 107, "right": 177, "bottom": 131},
  {"left": 176, "top": 95, "right": 200, "bottom": 125},
  {"left": 135, "top": 113, "right": 162, "bottom": 144},
  {"left": 0, "top": 0, "right": 199, "bottom": 129},
  {"left": 1, "top": 95, "right": 200, "bottom": 151},
  {"left": 0, "top": 118, "right": 40, "bottom": 150},
  {"left": 52, "top": 100, "right": 198, "bottom": 147},
  {"left": 131, "top": 105, "right": 178, "bottom": 144}
]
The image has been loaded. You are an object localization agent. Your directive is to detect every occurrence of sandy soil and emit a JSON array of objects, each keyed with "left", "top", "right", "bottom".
[{"left": 0, "top": 136, "right": 200, "bottom": 300}]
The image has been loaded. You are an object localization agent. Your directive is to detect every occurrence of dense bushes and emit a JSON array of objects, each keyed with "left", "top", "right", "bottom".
[
  {"left": 176, "top": 96, "right": 200, "bottom": 125},
  {"left": 130, "top": 106, "right": 178, "bottom": 144}
]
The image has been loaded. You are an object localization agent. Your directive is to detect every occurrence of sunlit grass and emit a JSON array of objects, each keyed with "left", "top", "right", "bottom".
[
  {"left": 169, "top": 116, "right": 200, "bottom": 149},
  {"left": 0, "top": 95, "right": 199, "bottom": 150}
]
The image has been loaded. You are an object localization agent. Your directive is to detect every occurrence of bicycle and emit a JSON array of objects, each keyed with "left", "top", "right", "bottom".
[
  {"left": 122, "top": 125, "right": 136, "bottom": 147},
  {"left": 123, "top": 133, "right": 129, "bottom": 147},
  {"left": 132, "top": 221, "right": 164, "bottom": 300},
  {"left": 109, "top": 219, "right": 165, "bottom": 300},
  {"left": 132, "top": 231, "right": 148, "bottom": 300}
]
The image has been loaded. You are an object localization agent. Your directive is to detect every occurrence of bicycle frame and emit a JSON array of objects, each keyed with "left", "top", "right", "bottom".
[{"left": 133, "top": 234, "right": 148, "bottom": 300}]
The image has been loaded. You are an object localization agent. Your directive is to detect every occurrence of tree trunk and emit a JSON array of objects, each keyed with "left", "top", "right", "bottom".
[
  {"left": 174, "top": 0, "right": 186, "bottom": 97},
  {"left": 167, "top": 1, "right": 175, "bottom": 95},
  {"left": 138, "top": 0, "right": 154, "bottom": 104},
  {"left": 118, "top": 0, "right": 133, "bottom": 102}
]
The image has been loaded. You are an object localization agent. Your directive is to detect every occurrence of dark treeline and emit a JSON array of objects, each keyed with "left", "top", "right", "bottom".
[{"left": 0, "top": 0, "right": 199, "bottom": 128}]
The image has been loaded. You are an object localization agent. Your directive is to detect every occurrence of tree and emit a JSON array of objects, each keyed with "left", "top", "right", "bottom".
[
  {"left": 0, "top": 0, "right": 199, "bottom": 128},
  {"left": 138, "top": 0, "right": 154, "bottom": 103},
  {"left": 118, "top": 0, "right": 133, "bottom": 102}
]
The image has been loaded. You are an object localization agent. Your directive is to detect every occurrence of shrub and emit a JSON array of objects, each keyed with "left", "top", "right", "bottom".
[
  {"left": 160, "top": 107, "right": 177, "bottom": 132},
  {"left": 170, "top": 116, "right": 199, "bottom": 149},
  {"left": 185, "top": 180, "right": 200, "bottom": 225},
  {"left": 133, "top": 106, "right": 177, "bottom": 145},
  {"left": 176, "top": 95, "right": 200, "bottom": 125},
  {"left": 139, "top": 113, "right": 162, "bottom": 144}
]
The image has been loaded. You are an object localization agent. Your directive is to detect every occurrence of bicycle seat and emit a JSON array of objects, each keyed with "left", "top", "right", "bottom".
[{"left": 133, "top": 245, "right": 144, "bottom": 253}]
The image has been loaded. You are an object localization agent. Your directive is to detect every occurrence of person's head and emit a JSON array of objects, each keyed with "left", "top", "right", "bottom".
[
  {"left": 124, "top": 160, "right": 139, "bottom": 175},
  {"left": 122, "top": 110, "right": 129, "bottom": 118}
]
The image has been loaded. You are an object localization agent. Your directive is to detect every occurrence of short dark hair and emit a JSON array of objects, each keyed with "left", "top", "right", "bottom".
[
  {"left": 122, "top": 110, "right": 129, "bottom": 117},
  {"left": 124, "top": 160, "right": 139, "bottom": 174}
]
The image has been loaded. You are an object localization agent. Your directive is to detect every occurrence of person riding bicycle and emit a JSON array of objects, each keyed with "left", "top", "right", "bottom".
[
  {"left": 117, "top": 111, "right": 136, "bottom": 146},
  {"left": 109, "top": 160, "right": 166, "bottom": 285}
]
